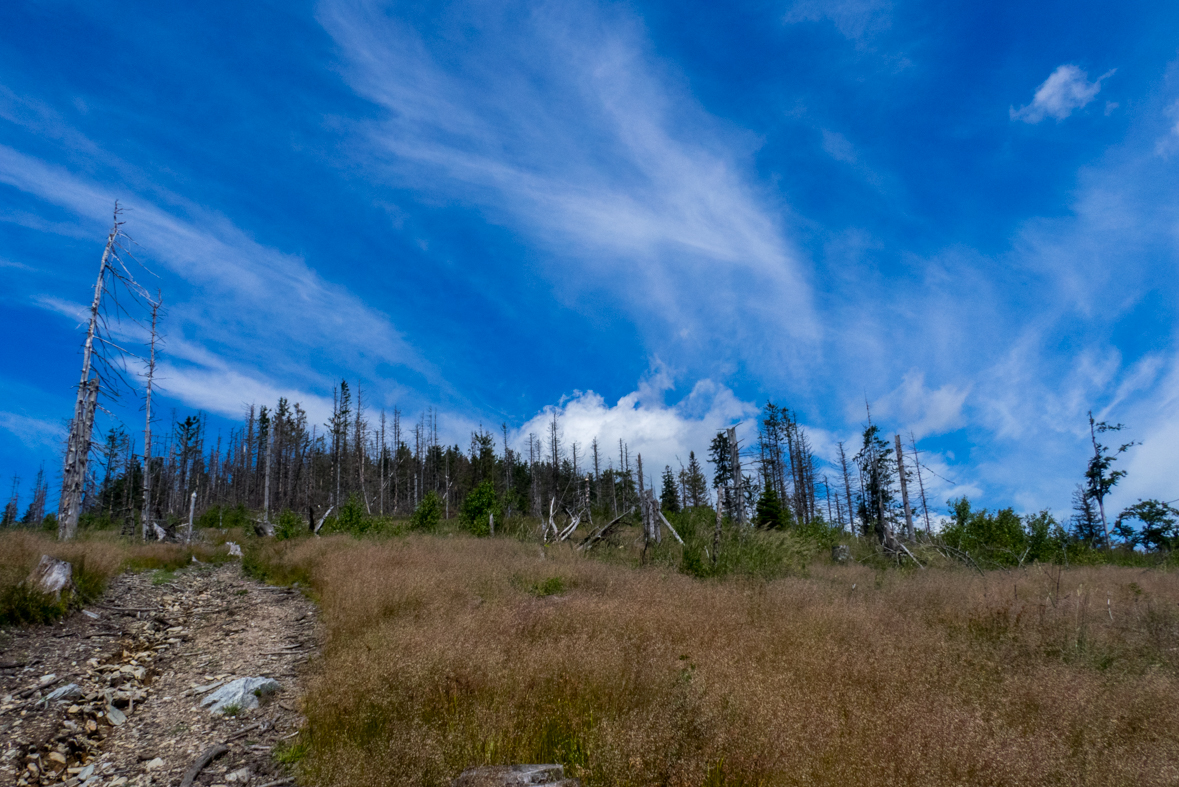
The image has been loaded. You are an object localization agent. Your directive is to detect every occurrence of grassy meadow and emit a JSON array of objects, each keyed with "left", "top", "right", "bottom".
[
  {"left": 4, "top": 518, "right": 1179, "bottom": 785},
  {"left": 246, "top": 525, "right": 1179, "bottom": 787}
]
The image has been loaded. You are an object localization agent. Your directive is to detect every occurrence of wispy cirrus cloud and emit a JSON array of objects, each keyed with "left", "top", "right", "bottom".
[
  {"left": 0, "top": 142, "right": 435, "bottom": 416},
  {"left": 0, "top": 411, "right": 62, "bottom": 451},
  {"left": 783, "top": 0, "right": 892, "bottom": 42},
  {"left": 318, "top": 0, "right": 816, "bottom": 371},
  {"left": 1011, "top": 64, "right": 1114, "bottom": 124}
]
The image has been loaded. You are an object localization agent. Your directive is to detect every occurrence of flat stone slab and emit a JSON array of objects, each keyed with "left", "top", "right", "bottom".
[
  {"left": 199, "top": 677, "right": 280, "bottom": 714},
  {"left": 452, "top": 764, "right": 580, "bottom": 787}
]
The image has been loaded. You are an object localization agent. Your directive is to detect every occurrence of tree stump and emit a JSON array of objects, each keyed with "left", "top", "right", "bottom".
[
  {"left": 25, "top": 555, "right": 74, "bottom": 600},
  {"left": 831, "top": 544, "right": 851, "bottom": 564}
]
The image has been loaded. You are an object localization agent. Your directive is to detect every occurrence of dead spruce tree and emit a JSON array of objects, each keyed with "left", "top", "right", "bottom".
[
  {"left": 140, "top": 293, "right": 161, "bottom": 540},
  {"left": 59, "top": 205, "right": 155, "bottom": 540}
]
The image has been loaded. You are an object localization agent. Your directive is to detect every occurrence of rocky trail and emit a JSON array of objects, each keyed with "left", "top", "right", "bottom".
[{"left": 0, "top": 560, "right": 317, "bottom": 787}]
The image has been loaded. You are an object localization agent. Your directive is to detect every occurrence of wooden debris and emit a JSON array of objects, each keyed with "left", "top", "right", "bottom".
[{"left": 178, "top": 744, "right": 228, "bottom": 787}]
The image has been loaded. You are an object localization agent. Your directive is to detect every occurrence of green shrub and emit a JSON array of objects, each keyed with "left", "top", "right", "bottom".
[
  {"left": 460, "top": 480, "right": 501, "bottom": 536},
  {"left": 198, "top": 504, "right": 252, "bottom": 530},
  {"left": 754, "top": 485, "right": 784, "bottom": 530},
  {"left": 274, "top": 509, "right": 306, "bottom": 541},
  {"left": 529, "top": 576, "right": 567, "bottom": 596},
  {"left": 336, "top": 494, "right": 368, "bottom": 535},
  {"left": 670, "top": 507, "right": 812, "bottom": 579},
  {"left": 410, "top": 491, "right": 443, "bottom": 532}
]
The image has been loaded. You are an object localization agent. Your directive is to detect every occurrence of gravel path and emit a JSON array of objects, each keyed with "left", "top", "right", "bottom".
[{"left": 0, "top": 559, "right": 317, "bottom": 787}]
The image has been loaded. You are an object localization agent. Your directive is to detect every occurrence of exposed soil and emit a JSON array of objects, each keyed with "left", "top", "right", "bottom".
[{"left": 0, "top": 560, "right": 317, "bottom": 787}]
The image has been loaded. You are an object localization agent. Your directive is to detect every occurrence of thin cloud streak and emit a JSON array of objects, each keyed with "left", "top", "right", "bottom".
[
  {"left": 319, "top": 0, "right": 817, "bottom": 366},
  {"left": 0, "top": 142, "right": 438, "bottom": 413}
]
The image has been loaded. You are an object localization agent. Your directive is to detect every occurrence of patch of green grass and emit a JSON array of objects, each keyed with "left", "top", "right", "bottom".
[
  {"left": 220, "top": 702, "right": 242, "bottom": 717},
  {"left": 528, "top": 576, "right": 567, "bottom": 597},
  {"left": 151, "top": 569, "right": 178, "bottom": 585},
  {"left": 274, "top": 740, "right": 309, "bottom": 765},
  {"left": 0, "top": 583, "right": 69, "bottom": 626}
]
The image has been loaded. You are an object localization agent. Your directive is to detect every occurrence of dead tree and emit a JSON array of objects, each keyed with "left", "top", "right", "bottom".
[
  {"left": 712, "top": 487, "right": 725, "bottom": 568},
  {"left": 908, "top": 432, "right": 933, "bottom": 537},
  {"left": 141, "top": 294, "right": 161, "bottom": 540},
  {"left": 185, "top": 490, "right": 196, "bottom": 543},
  {"left": 727, "top": 427, "right": 746, "bottom": 526},
  {"left": 895, "top": 434, "right": 915, "bottom": 541},
  {"left": 59, "top": 205, "right": 154, "bottom": 540},
  {"left": 58, "top": 226, "right": 114, "bottom": 539},
  {"left": 838, "top": 442, "right": 855, "bottom": 535},
  {"left": 263, "top": 421, "right": 274, "bottom": 525}
]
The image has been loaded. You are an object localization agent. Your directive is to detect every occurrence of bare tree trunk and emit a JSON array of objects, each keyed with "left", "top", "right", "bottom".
[
  {"left": 838, "top": 442, "right": 855, "bottom": 536},
  {"left": 379, "top": 410, "right": 386, "bottom": 516},
  {"left": 263, "top": 422, "right": 273, "bottom": 524},
  {"left": 1088, "top": 412, "right": 1114, "bottom": 550},
  {"left": 185, "top": 490, "right": 196, "bottom": 543},
  {"left": 895, "top": 434, "right": 915, "bottom": 541},
  {"left": 824, "top": 474, "right": 833, "bottom": 524},
  {"left": 909, "top": 432, "right": 933, "bottom": 537},
  {"left": 728, "top": 427, "right": 745, "bottom": 526},
  {"left": 59, "top": 219, "right": 119, "bottom": 540},
  {"left": 641, "top": 454, "right": 650, "bottom": 546},
  {"left": 712, "top": 487, "right": 724, "bottom": 568},
  {"left": 502, "top": 422, "right": 511, "bottom": 518}
]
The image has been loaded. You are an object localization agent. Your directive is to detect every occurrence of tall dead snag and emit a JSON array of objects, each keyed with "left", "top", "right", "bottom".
[
  {"left": 909, "top": 432, "right": 933, "bottom": 537},
  {"left": 264, "top": 421, "right": 274, "bottom": 524},
  {"left": 59, "top": 213, "right": 120, "bottom": 540},
  {"left": 727, "top": 426, "right": 746, "bottom": 526},
  {"left": 185, "top": 490, "right": 196, "bottom": 543},
  {"left": 141, "top": 294, "right": 161, "bottom": 541},
  {"left": 838, "top": 441, "right": 855, "bottom": 535},
  {"left": 895, "top": 434, "right": 915, "bottom": 541},
  {"left": 712, "top": 487, "right": 724, "bottom": 568},
  {"left": 59, "top": 204, "right": 154, "bottom": 540}
]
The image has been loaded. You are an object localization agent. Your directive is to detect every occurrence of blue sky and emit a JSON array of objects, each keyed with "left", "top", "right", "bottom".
[{"left": 1, "top": 0, "right": 1177, "bottom": 519}]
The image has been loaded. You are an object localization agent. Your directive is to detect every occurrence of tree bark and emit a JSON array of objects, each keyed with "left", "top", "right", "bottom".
[
  {"left": 712, "top": 487, "right": 724, "bottom": 568},
  {"left": 909, "top": 432, "right": 933, "bottom": 537},
  {"left": 185, "top": 491, "right": 196, "bottom": 543},
  {"left": 895, "top": 434, "right": 915, "bottom": 541},
  {"left": 59, "top": 219, "right": 119, "bottom": 540}
]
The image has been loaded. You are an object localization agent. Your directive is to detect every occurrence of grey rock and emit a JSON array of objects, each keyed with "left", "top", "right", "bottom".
[
  {"left": 25, "top": 556, "right": 73, "bottom": 600},
  {"left": 43, "top": 683, "right": 83, "bottom": 703},
  {"left": 199, "top": 677, "right": 280, "bottom": 714},
  {"left": 106, "top": 705, "right": 127, "bottom": 726},
  {"left": 452, "top": 764, "right": 580, "bottom": 787}
]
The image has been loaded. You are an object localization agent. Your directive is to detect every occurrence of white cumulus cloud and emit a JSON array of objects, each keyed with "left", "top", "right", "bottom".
[
  {"left": 1011, "top": 64, "right": 1114, "bottom": 123},
  {"left": 510, "top": 370, "right": 758, "bottom": 487}
]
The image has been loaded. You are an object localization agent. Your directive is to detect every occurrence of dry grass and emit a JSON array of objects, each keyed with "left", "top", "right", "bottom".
[
  {"left": 0, "top": 530, "right": 232, "bottom": 624},
  {"left": 249, "top": 535, "right": 1179, "bottom": 786}
]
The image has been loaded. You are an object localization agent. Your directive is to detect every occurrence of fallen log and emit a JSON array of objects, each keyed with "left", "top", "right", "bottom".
[
  {"left": 179, "top": 744, "right": 228, "bottom": 787},
  {"left": 577, "top": 508, "right": 634, "bottom": 551}
]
